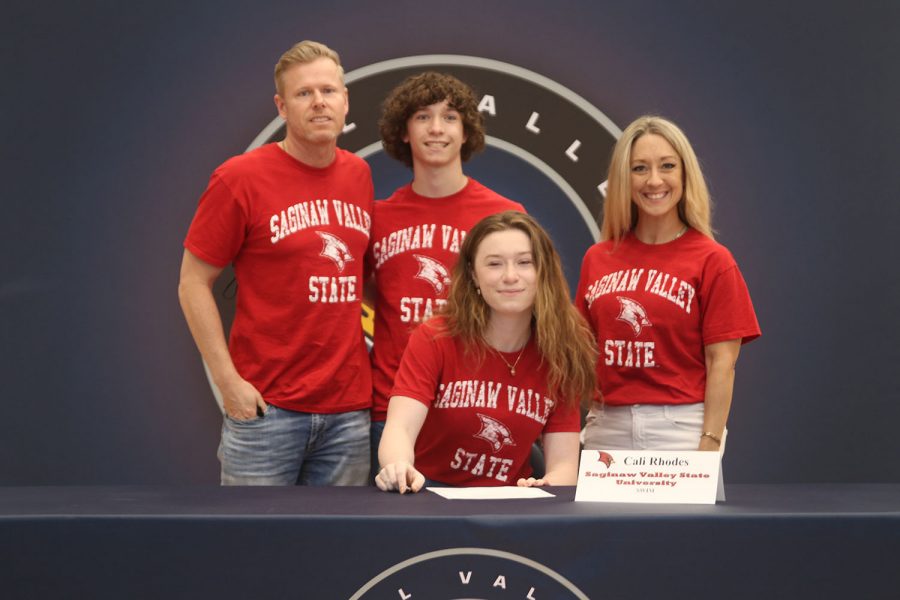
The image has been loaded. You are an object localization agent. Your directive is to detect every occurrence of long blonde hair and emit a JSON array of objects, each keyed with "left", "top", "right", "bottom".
[
  {"left": 441, "top": 211, "right": 597, "bottom": 406},
  {"left": 602, "top": 115, "right": 714, "bottom": 241}
]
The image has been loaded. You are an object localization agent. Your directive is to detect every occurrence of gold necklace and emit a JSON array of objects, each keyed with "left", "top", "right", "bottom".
[
  {"left": 634, "top": 225, "right": 688, "bottom": 245},
  {"left": 494, "top": 343, "right": 527, "bottom": 376}
]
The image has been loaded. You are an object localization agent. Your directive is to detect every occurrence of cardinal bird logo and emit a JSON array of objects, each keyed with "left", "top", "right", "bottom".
[
  {"left": 316, "top": 231, "right": 354, "bottom": 272},
  {"left": 474, "top": 413, "right": 516, "bottom": 453},
  {"left": 412, "top": 254, "right": 451, "bottom": 294},
  {"left": 616, "top": 296, "right": 652, "bottom": 336},
  {"left": 597, "top": 451, "right": 614, "bottom": 468}
]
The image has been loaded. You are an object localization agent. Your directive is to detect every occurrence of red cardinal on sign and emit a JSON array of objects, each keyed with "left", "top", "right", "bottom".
[{"left": 597, "top": 451, "right": 614, "bottom": 468}]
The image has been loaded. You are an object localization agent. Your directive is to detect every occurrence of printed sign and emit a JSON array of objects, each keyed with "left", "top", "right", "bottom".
[{"left": 574, "top": 449, "right": 722, "bottom": 504}]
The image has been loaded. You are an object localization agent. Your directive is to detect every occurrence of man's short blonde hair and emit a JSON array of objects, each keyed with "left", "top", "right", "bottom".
[{"left": 274, "top": 40, "right": 344, "bottom": 95}]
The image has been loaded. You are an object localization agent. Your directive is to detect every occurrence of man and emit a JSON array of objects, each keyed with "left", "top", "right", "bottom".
[
  {"left": 368, "top": 72, "right": 525, "bottom": 466},
  {"left": 179, "top": 41, "right": 373, "bottom": 485}
]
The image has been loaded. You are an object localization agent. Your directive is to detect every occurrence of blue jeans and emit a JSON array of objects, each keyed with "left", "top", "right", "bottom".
[{"left": 218, "top": 405, "right": 370, "bottom": 486}]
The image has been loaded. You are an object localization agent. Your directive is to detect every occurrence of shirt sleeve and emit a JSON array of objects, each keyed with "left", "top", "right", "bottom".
[
  {"left": 699, "top": 252, "right": 761, "bottom": 346},
  {"left": 183, "top": 170, "right": 249, "bottom": 268},
  {"left": 390, "top": 323, "right": 444, "bottom": 407},
  {"left": 574, "top": 247, "right": 595, "bottom": 325},
  {"left": 542, "top": 396, "right": 582, "bottom": 434}
]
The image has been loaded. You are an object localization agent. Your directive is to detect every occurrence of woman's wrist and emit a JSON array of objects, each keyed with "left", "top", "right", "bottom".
[{"left": 700, "top": 431, "right": 721, "bottom": 445}]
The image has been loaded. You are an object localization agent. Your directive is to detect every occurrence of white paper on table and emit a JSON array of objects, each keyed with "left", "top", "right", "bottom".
[{"left": 426, "top": 486, "right": 555, "bottom": 500}]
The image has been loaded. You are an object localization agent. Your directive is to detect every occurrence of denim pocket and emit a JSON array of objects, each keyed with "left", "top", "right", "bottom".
[{"left": 224, "top": 413, "right": 265, "bottom": 426}]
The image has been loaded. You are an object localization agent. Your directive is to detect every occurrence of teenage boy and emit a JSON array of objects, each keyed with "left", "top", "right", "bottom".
[{"left": 368, "top": 72, "right": 525, "bottom": 466}]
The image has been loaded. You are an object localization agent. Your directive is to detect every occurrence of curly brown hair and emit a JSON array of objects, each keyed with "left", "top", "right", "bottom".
[{"left": 379, "top": 71, "right": 486, "bottom": 167}]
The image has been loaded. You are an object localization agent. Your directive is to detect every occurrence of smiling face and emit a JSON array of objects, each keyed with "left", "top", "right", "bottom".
[
  {"left": 403, "top": 99, "right": 466, "bottom": 169},
  {"left": 274, "top": 57, "right": 348, "bottom": 149},
  {"left": 629, "top": 133, "right": 684, "bottom": 225},
  {"left": 471, "top": 229, "right": 537, "bottom": 320}
]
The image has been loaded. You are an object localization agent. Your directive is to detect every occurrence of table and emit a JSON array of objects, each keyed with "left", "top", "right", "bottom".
[{"left": 1, "top": 485, "right": 898, "bottom": 599}]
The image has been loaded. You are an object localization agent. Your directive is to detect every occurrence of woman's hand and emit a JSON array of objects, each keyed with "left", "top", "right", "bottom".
[
  {"left": 700, "top": 339, "right": 741, "bottom": 451},
  {"left": 376, "top": 396, "right": 429, "bottom": 493},
  {"left": 536, "top": 432, "right": 580, "bottom": 486},
  {"left": 698, "top": 435, "right": 721, "bottom": 452},
  {"left": 516, "top": 476, "right": 548, "bottom": 487},
  {"left": 375, "top": 462, "right": 425, "bottom": 494}
]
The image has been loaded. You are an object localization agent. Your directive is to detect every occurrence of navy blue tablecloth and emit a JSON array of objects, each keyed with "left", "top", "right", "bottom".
[{"left": 1, "top": 484, "right": 898, "bottom": 599}]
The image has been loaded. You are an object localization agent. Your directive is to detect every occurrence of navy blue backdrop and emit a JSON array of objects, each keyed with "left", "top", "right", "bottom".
[{"left": 3, "top": 1, "right": 898, "bottom": 484}]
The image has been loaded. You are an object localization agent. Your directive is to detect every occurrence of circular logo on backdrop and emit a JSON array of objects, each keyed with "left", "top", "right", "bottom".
[
  {"left": 247, "top": 55, "right": 621, "bottom": 338},
  {"left": 348, "top": 547, "right": 590, "bottom": 600},
  {"left": 243, "top": 62, "right": 609, "bottom": 599},
  {"left": 204, "top": 55, "right": 620, "bottom": 408}
]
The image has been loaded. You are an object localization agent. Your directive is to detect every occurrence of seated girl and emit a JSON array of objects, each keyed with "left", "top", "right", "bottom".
[{"left": 375, "top": 211, "right": 597, "bottom": 492}]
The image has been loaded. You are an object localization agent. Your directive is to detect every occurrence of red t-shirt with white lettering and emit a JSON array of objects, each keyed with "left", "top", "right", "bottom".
[
  {"left": 184, "top": 143, "right": 374, "bottom": 413},
  {"left": 391, "top": 318, "right": 580, "bottom": 486},
  {"left": 368, "top": 179, "right": 524, "bottom": 421},
  {"left": 575, "top": 229, "right": 760, "bottom": 406}
]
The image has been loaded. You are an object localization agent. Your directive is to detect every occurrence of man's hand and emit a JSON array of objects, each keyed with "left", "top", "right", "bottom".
[{"left": 220, "top": 376, "right": 267, "bottom": 420}]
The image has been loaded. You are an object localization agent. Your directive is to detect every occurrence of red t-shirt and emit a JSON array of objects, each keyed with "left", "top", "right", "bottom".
[
  {"left": 576, "top": 229, "right": 760, "bottom": 406},
  {"left": 391, "top": 319, "right": 580, "bottom": 486},
  {"left": 184, "top": 144, "right": 374, "bottom": 413},
  {"left": 368, "top": 179, "right": 524, "bottom": 421}
]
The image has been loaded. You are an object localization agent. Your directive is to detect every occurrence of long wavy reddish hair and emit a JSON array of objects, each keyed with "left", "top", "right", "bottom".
[{"left": 440, "top": 211, "right": 597, "bottom": 407}]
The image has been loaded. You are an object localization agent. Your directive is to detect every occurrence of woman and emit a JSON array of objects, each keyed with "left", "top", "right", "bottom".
[
  {"left": 576, "top": 116, "right": 760, "bottom": 452},
  {"left": 375, "top": 211, "right": 597, "bottom": 492}
]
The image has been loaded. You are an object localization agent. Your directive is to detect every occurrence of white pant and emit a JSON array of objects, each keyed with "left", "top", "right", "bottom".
[
  {"left": 583, "top": 402, "right": 728, "bottom": 501},
  {"left": 582, "top": 403, "right": 706, "bottom": 451}
]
